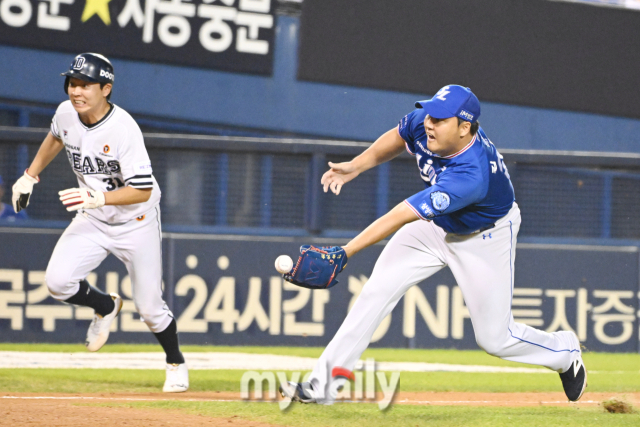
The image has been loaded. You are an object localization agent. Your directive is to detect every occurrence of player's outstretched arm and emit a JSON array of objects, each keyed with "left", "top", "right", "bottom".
[
  {"left": 27, "top": 132, "right": 65, "bottom": 176},
  {"left": 322, "top": 127, "right": 405, "bottom": 195},
  {"left": 12, "top": 132, "right": 64, "bottom": 212},
  {"left": 282, "top": 202, "right": 417, "bottom": 290},
  {"left": 343, "top": 201, "right": 418, "bottom": 258}
]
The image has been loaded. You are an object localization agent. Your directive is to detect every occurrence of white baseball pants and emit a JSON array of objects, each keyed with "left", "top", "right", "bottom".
[
  {"left": 309, "top": 203, "right": 581, "bottom": 403},
  {"left": 45, "top": 207, "right": 173, "bottom": 333}
]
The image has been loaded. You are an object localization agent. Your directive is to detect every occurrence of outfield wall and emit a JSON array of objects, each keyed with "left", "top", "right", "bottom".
[{"left": 1, "top": 228, "right": 638, "bottom": 353}]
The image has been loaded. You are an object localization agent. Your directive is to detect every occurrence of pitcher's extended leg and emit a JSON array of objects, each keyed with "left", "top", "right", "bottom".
[
  {"left": 447, "top": 208, "right": 580, "bottom": 373},
  {"left": 309, "top": 221, "right": 447, "bottom": 403}
]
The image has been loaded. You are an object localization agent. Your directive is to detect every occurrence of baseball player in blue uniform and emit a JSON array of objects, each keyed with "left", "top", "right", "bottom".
[{"left": 281, "top": 85, "right": 587, "bottom": 404}]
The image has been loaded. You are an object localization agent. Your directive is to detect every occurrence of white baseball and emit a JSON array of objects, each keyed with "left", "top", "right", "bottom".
[{"left": 275, "top": 255, "right": 293, "bottom": 274}]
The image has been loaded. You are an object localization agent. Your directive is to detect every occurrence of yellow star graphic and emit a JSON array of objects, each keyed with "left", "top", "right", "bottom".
[{"left": 81, "top": 0, "right": 112, "bottom": 25}]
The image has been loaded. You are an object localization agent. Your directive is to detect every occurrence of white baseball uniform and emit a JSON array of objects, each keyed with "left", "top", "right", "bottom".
[{"left": 45, "top": 100, "right": 173, "bottom": 333}]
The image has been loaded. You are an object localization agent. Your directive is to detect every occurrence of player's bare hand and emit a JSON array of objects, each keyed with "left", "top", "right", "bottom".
[{"left": 321, "top": 161, "right": 360, "bottom": 195}]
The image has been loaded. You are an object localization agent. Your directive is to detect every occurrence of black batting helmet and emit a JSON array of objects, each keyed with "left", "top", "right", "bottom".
[{"left": 61, "top": 53, "right": 114, "bottom": 97}]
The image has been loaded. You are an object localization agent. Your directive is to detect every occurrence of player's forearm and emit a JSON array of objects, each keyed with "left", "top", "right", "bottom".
[
  {"left": 27, "top": 132, "right": 64, "bottom": 176},
  {"left": 343, "top": 202, "right": 419, "bottom": 258},
  {"left": 104, "top": 187, "right": 152, "bottom": 206},
  {"left": 351, "top": 128, "right": 406, "bottom": 173}
]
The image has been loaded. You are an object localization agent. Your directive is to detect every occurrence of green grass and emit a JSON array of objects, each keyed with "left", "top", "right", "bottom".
[
  {"left": 86, "top": 401, "right": 640, "bottom": 427},
  {"left": 2, "top": 344, "right": 638, "bottom": 426},
  {"left": 1, "top": 343, "right": 638, "bottom": 371},
  {"left": 1, "top": 368, "right": 638, "bottom": 394}
]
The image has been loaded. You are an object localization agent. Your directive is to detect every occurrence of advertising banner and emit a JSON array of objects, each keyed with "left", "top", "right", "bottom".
[
  {"left": 0, "top": 228, "right": 638, "bottom": 352},
  {"left": 0, "top": 0, "right": 275, "bottom": 74}
]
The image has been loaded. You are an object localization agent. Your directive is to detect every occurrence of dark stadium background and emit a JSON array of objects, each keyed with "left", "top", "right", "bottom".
[{"left": 0, "top": 0, "right": 638, "bottom": 352}]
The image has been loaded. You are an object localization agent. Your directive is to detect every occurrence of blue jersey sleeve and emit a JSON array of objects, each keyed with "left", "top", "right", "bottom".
[
  {"left": 404, "top": 167, "right": 488, "bottom": 220},
  {"left": 397, "top": 110, "right": 421, "bottom": 155}
]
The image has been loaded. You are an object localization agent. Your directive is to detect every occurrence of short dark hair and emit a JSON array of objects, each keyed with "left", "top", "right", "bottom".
[
  {"left": 458, "top": 118, "right": 479, "bottom": 135},
  {"left": 100, "top": 82, "right": 112, "bottom": 101}
]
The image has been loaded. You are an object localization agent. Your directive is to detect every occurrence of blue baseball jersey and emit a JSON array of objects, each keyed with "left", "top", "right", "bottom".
[{"left": 398, "top": 108, "right": 515, "bottom": 234}]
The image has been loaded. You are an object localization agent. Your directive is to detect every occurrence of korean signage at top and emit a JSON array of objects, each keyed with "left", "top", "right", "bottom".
[{"left": 0, "top": 0, "right": 275, "bottom": 74}]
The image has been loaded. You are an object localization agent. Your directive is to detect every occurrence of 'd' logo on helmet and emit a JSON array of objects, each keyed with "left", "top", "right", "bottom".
[
  {"left": 103, "top": 145, "right": 110, "bottom": 153},
  {"left": 73, "top": 57, "right": 85, "bottom": 70}
]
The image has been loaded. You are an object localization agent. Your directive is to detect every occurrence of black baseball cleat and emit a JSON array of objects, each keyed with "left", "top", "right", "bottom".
[
  {"left": 279, "top": 381, "right": 317, "bottom": 403},
  {"left": 559, "top": 357, "right": 587, "bottom": 401}
]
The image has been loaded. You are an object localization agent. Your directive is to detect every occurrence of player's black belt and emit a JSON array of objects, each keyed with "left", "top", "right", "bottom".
[
  {"left": 447, "top": 222, "right": 496, "bottom": 237},
  {"left": 477, "top": 223, "right": 496, "bottom": 233}
]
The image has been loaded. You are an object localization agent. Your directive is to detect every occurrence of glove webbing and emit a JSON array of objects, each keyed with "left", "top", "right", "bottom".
[
  {"left": 290, "top": 246, "right": 341, "bottom": 289},
  {"left": 290, "top": 245, "right": 329, "bottom": 276}
]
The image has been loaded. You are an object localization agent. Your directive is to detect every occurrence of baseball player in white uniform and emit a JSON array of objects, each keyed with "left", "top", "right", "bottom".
[
  {"left": 282, "top": 85, "right": 587, "bottom": 404},
  {"left": 11, "top": 53, "right": 188, "bottom": 392}
]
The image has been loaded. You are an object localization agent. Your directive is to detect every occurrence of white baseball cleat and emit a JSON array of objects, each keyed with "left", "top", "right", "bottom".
[
  {"left": 85, "top": 293, "right": 123, "bottom": 352},
  {"left": 163, "top": 363, "right": 189, "bottom": 393}
]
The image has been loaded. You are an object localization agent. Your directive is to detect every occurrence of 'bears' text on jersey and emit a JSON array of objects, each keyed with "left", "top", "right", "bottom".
[{"left": 51, "top": 101, "right": 161, "bottom": 224}]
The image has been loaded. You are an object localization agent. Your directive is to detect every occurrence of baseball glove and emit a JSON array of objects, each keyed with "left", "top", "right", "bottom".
[{"left": 283, "top": 245, "right": 348, "bottom": 290}]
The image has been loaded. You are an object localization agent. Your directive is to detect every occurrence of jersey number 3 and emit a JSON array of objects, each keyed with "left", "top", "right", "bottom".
[{"left": 103, "top": 178, "right": 124, "bottom": 191}]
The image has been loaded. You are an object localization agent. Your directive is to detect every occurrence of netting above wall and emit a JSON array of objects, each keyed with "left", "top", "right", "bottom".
[
  {"left": 514, "top": 166, "right": 604, "bottom": 238},
  {"left": 2, "top": 134, "right": 640, "bottom": 240}
]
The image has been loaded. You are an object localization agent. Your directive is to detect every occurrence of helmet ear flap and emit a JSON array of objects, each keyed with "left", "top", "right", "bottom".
[{"left": 64, "top": 76, "right": 70, "bottom": 94}]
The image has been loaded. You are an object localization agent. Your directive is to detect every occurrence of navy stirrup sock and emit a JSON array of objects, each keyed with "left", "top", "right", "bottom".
[
  {"left": 154, "top": 318, "right": 185, "bottom": 364},
  {"left": 65, "top": 279, "right": 115, "bottom": 317}
]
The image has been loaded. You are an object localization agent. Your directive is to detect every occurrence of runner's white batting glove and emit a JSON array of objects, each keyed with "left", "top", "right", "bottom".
[
  {"left": 12, "top": 169, "right": 39, "bottom": 213},
  {"left": 59, "top": 188, "right": 106, "bottom": 212}
]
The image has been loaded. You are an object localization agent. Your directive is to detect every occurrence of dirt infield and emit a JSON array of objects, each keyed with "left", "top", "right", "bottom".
[
  {"left": 3, "top": 391, "right": 639, "bottom": 426},
  {"left": 1, "top": 394, "right": 284, "bottom": 427}
]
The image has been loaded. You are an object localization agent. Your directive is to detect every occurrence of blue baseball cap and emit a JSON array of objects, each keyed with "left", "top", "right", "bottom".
[{"left": 415, "top": 85, "right": 481, "bottom": 123}]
